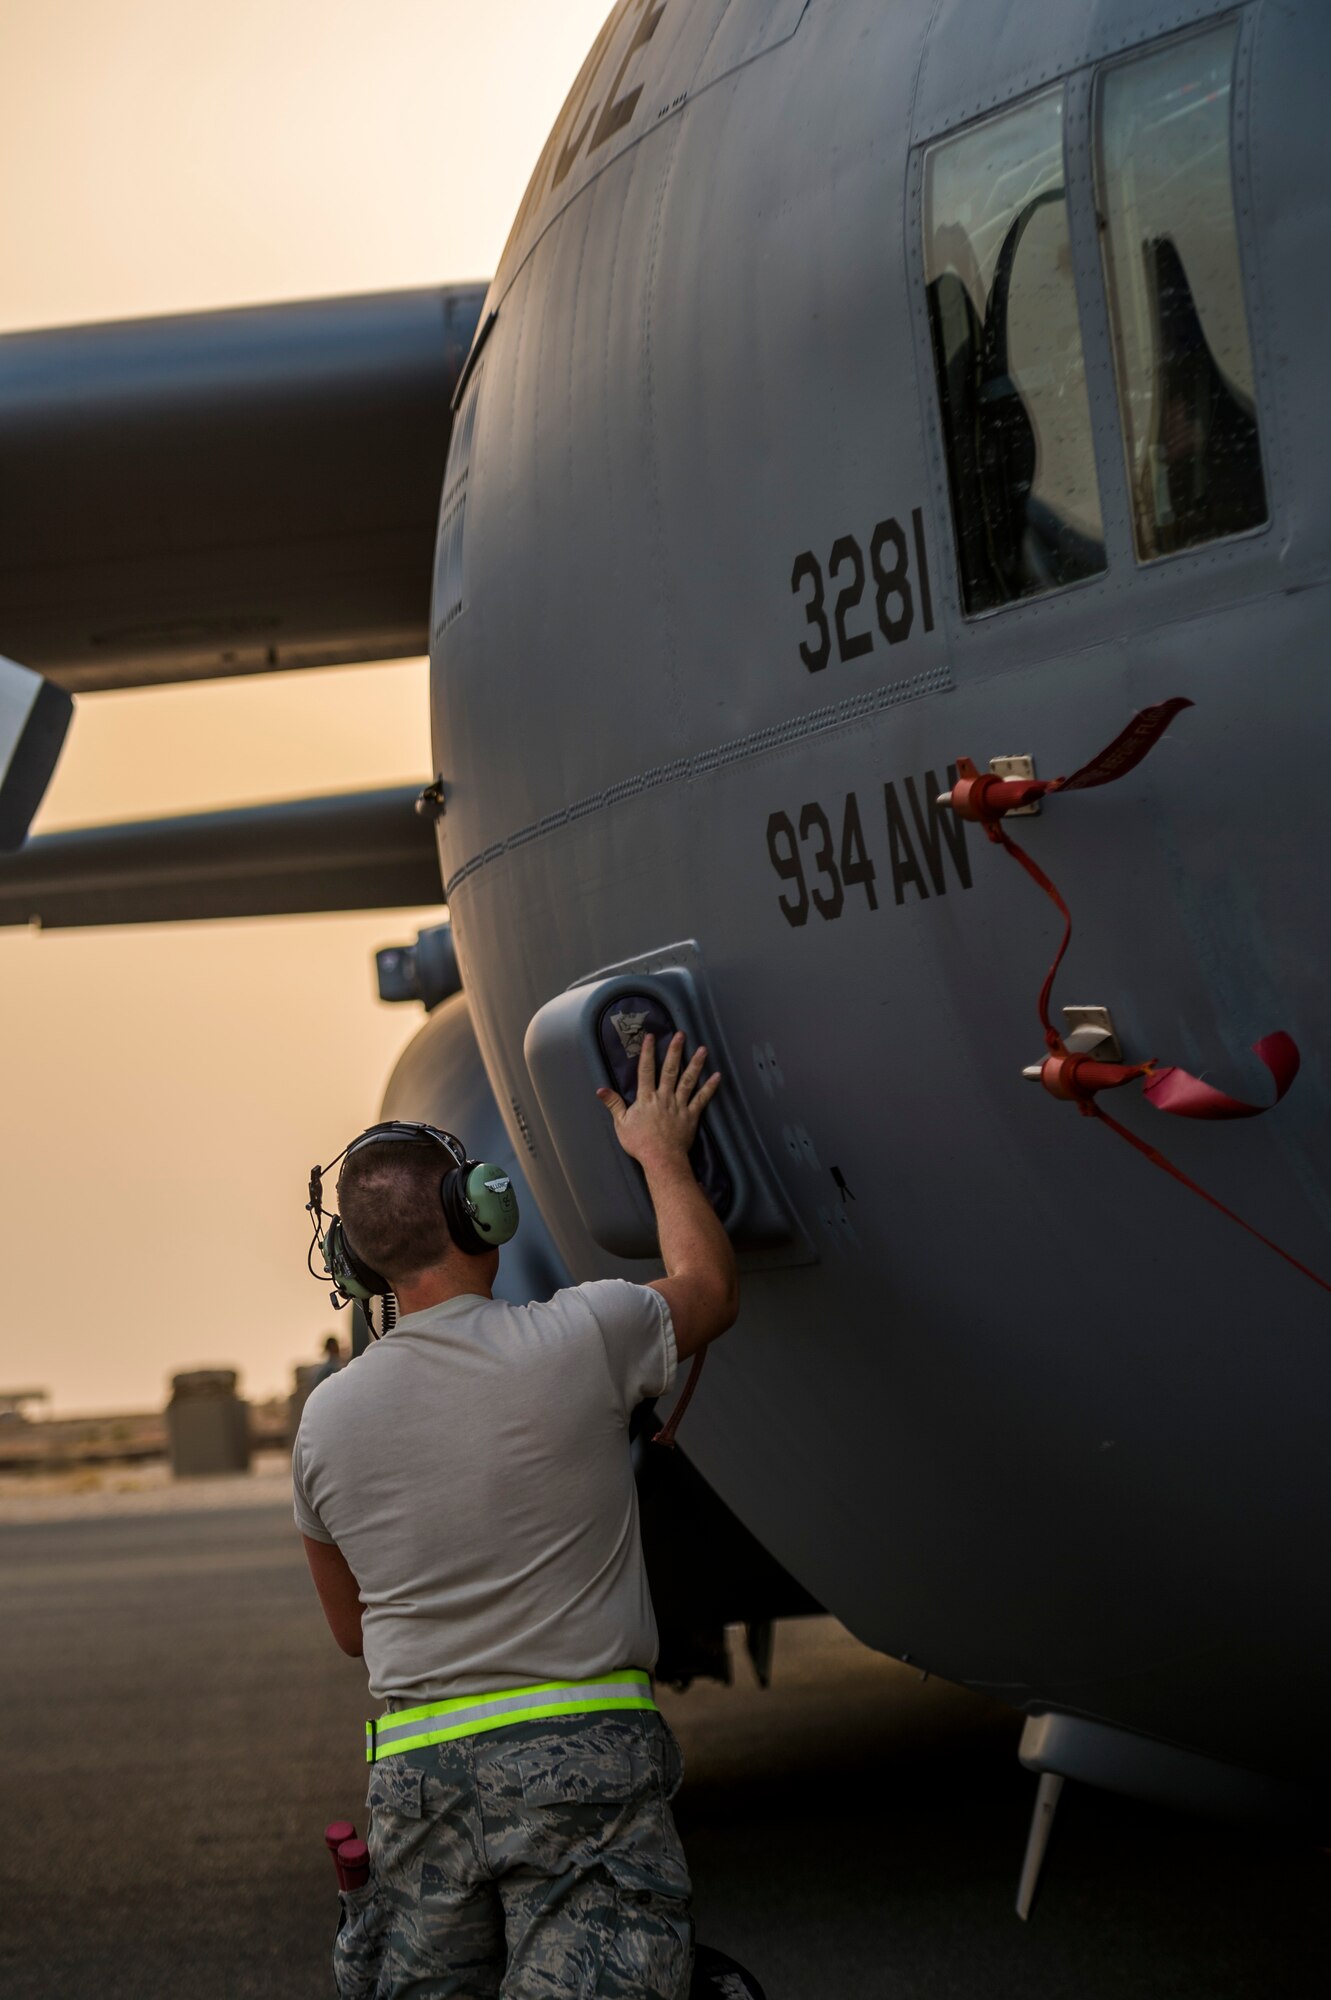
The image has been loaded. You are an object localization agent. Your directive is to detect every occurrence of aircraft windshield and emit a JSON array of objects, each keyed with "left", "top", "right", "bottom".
[
  {"left": 1096, "top": 21, "right": 1267, "bottom": 560},
  {"left": 924, "top": 89, "right": 1106, "bottom": 616}
]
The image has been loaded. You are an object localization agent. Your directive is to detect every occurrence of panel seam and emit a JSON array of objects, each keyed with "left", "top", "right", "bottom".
[{"left": 442, "top": 663, "right": 953, "bottom": 896}]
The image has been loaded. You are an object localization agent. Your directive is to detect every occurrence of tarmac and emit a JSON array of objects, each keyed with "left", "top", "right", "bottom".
[{"left": 1, "top": 1462, "right": 1325, "bottom": 1998}]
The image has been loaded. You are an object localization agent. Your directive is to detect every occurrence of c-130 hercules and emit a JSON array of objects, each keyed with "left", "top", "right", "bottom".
[{"left": 3, "top": 0, "right": 1327, "bottom": 1903}]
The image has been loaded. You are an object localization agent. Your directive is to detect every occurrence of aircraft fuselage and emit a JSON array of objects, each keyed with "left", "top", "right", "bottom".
[{"left": 430, "top": 0, "right": 1331, "bottom": 1787}]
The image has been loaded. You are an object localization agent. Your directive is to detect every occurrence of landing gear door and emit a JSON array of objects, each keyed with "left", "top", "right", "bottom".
[{"left": 523, "top": 941, "right": 813, "bottom": 1266}]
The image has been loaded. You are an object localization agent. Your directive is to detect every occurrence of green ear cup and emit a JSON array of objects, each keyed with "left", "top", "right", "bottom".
[
  {"left": 463, "top": 1162, "right": 520, "bottom": 1245},
  {"left": 322, "top": 1217, "right": 384, "bottom": 1302}
]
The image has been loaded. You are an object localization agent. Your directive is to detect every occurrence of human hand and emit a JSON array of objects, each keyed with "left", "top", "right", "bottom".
[{"left": 596, "top": 1031, "right": 721, "bottom": 1172}]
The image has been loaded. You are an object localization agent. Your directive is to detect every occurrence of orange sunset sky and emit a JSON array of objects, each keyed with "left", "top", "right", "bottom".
[{"left": 1, "top": 0, "right": 612, "bottom": 1414}]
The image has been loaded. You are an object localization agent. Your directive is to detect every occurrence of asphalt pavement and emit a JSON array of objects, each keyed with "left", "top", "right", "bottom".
[{"left": 1, "top": 1490, "right": 1324, "bottom": 1998}]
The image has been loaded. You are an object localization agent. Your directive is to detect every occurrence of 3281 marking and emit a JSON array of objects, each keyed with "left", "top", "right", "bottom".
[
  {"left": 765, "top": 771, "right": 971, "bottom": 927},
  {"left": 790, "top": 508, "right": 935, "bottom": 673}
]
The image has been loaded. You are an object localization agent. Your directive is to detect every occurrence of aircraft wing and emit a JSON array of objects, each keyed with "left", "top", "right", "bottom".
[
  {"left": 0, "top": 286, "right": 486, "bottom": 692},
  {"left": 0, "top": 786, "right": 441, "bottom": 927}
]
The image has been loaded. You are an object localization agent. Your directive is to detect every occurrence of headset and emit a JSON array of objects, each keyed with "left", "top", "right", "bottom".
[{"left": 306, "top": 1121, "right": 519, "bottom": 1336}]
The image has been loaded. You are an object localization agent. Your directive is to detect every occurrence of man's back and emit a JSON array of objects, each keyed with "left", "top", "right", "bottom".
[
  {"left": 293, "top": 1279, "right": 677, "bottom": 1703},
  {"left": 296, "top": 1041, "right": 735, "bottom": 1997}
]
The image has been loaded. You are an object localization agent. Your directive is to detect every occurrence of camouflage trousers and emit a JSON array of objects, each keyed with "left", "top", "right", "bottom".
[{"left": 334, "top": 1708, "right": 693, "bottom": 2000}]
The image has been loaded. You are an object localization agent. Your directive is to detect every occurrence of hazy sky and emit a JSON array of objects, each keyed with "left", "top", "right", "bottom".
[{"left": 1, "top": 0, "right": 611, "bottom": 1414}]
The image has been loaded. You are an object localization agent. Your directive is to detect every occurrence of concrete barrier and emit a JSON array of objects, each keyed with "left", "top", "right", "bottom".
[{"left": 166, "top": 1369, "right": 250, "bottom": 1477}]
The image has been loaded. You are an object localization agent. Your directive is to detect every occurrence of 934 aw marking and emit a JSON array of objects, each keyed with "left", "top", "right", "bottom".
[{"left": 766, "top": 772, "right": 972, "bottom": 927}]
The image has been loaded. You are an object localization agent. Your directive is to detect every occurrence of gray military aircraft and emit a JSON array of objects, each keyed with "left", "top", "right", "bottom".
[{"left": 2, "top": 0, "right": 1327, "bottom": 1903}]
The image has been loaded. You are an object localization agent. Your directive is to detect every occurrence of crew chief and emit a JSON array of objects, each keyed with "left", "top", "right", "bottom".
[{"left": 294, "top": 1031, "right": 738, "bottom": 1997}]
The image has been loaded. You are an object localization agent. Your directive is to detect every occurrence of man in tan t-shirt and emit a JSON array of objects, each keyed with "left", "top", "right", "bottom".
[{"left": 296, "top": 1030, "right": 737, "bottom": 1999}]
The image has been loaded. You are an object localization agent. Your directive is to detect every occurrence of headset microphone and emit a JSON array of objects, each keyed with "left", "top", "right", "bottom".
[{"left": 305, "top": 1122, "right": 519, "bottom": 1336}]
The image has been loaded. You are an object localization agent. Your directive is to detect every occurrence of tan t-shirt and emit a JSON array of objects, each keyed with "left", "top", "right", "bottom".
[{"left": 292, "top": 1280, "right": 677, "bottom": 1703}]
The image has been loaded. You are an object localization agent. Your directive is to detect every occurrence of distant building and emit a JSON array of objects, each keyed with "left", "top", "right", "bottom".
[{"left": 0, "top": 1388, "right": 50, "bottom": 1424}]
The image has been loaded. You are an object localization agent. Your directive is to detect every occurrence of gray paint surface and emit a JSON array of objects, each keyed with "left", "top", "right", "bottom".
[
  {"left": 0, "top": 786, "right": 441, "bottom": 927},
  {"left": 0, "top": 288, "right": 484, "bottom": 690},
  {"left": 430, "top": 0, "right": 1331, "bottom": 1786},
  {"left": 0, "top": 654, "right": 70, "bottom": 851}
]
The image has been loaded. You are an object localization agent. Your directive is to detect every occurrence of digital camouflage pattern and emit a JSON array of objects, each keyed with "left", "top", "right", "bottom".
[
  {"left": 333, "top": 1709, "right": 692, "bottom": 1999},
  {"left": 334, "top": 1878, "right": 389, "bottom": 1999}
]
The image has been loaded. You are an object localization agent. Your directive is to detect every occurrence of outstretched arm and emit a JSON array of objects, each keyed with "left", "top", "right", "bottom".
[{"left": 597, "top": 1031, "right": 739, "bottom": 1360}]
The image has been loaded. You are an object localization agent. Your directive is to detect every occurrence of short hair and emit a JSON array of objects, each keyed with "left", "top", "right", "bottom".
[{"left": 337, "top": 1140, "right": 452, "bottom": 1287}]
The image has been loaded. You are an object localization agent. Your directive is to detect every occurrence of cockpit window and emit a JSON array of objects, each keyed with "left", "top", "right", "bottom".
[
  {"left": 1096, "top": 21, "right": 1267, "bottom": 560},
  {"left": 924, "top": 90, "right": 1106, "bottom": 616}
]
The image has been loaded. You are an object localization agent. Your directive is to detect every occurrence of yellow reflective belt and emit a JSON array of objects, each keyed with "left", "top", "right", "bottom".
[{"left": 366, "top": 1670, "right": 656, "bottom": 1763}]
